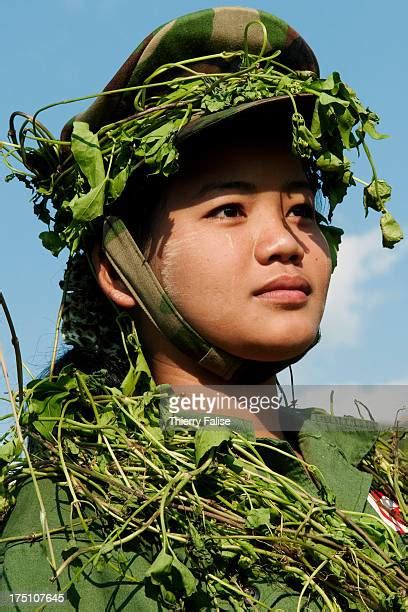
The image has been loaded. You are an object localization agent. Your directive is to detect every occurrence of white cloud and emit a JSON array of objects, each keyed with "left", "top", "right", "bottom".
[{"left": 321, "top": 228, "right": 406, "bottom": 346}]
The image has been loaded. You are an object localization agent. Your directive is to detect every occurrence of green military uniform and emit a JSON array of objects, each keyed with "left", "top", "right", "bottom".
[{"left": 0, "top": 411, "right": 382, "bottom": 611}]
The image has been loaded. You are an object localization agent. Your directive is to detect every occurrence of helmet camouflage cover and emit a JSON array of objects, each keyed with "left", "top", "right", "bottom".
[{"left": 61, "top": 7, "right": 319, "bottom": 138}]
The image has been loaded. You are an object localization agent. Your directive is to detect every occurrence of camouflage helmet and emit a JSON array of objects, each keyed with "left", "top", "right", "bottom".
[{"left": 61, "top": 6, "right": 319, "bottom": 140}]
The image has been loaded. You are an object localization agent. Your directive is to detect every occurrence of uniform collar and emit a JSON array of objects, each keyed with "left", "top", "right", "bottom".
[{"left": 247, "top": 407, "right": 380, "bottom": 512}]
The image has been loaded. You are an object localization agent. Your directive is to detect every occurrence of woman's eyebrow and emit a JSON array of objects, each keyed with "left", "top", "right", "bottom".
[
  {"left": 193, "top": 179, "right": 315, "bottom": 200},
  {"left": 194, "top": 180, "right": 257, "bottom": 199}
]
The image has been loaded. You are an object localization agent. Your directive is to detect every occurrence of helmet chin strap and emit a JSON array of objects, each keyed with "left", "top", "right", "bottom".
[{"left": 102, "top": 216, "right": 321, "bottom": 384}]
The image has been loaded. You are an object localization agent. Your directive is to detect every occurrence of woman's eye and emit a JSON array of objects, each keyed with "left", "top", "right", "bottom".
[
  {"left": 287, "top": 203, "right": 316, "bottom": 220},
  {"left": 208, "top": 204, "right": 245, "bottom": 219}
]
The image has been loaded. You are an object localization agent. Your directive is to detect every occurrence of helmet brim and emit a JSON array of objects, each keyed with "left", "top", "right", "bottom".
[{"left": 177, "top": 93, "right": 316, "bottom": 143}]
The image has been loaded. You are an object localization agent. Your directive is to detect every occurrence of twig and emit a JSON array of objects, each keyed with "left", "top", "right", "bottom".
[
  {"left": 0, "top": 292, "right": 23, "bottom": 404},
  {"left": 0, "top": 344, "right": 58, "bottom": 578}
]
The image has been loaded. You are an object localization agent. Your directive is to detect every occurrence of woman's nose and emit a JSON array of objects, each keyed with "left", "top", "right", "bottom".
[{"left": 253, "top": 216, "right": 305, "bottom": 265}]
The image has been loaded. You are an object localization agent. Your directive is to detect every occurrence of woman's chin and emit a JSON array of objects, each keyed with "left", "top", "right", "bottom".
[{"left": 225, "top": 329, "right": 320, "bottom": 362}]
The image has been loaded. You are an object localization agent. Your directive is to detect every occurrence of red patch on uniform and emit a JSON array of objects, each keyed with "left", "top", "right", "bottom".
[{"left": 367, "top": 489, "right": 407, "bottom": 535}]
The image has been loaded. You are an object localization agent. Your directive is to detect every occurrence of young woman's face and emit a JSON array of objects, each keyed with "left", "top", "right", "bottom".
[{"left": 146, "top": 132, "right": 332, "bottom": 362}]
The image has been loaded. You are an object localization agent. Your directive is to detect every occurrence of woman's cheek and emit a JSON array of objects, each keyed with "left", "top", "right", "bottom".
[{"left": 157, "top": 227, "right": 245, "bottom": 320}]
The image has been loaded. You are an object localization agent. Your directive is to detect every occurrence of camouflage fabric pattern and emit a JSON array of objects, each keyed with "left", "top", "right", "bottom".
[
  {"left": 60, "top": 252, "right": 123, "bottom": 359},
  {"left": 61, "top": 6, "right": 318, "bottom": 140}
]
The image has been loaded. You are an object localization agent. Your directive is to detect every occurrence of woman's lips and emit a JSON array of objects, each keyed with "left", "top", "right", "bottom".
[
  {"left": 253, "top": 275, "right": 311, "bottom": 304},
  {"left": 254, "top": 289, "right": 309, "bottom": 304}
]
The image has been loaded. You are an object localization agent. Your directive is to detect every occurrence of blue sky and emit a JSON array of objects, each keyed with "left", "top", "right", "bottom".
[{"left": 1, "top": 1, "right": 407, "bottom": 426}]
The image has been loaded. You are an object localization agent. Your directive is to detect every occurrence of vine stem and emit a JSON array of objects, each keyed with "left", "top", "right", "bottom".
[
  {"left": 296, "top": 557, "right": 332, "bottom": 612},
  {"left": 0, "top": 293, "right": 24, "bottom": 404},
  {"left": 102, "top": 434, "right": 132, "bottom": 489},
  {"left": 285, "top": 565, "right": 340, "bottom": 612},
  {"left": 207, "top": 573, "right": 271, "bottom": 609},
  {"left": 56, "top": 399, "right": 96, "bottom": 544},
  {"left": 362, "top": 140, "right": 384, "bottom": 211},
  {"left": 0, "top": 345, "right": 58, "bottom": 577},
  {"left": 54, "top": 457, "right": 213, "bottom": 582},
  {"left": 0, "top": 520, "right": 91, "bottom": 544},
  {"left": 243, "top": 20, "right": 268, "bottom": 65},
  {"left": 30, "top": 51, "right": 245, "bottom": 126},
  {"left": 336, "top": 509, "right": 407, "bottom": 583},
  {"left": 354, "top": 176, "right": 370, "bottom": 187},
  {"left": 0, "top": 141, "right": 20, "bottom": 149},
  {"left": 114, "top": 398, "right": 195, "bottom": 469}
]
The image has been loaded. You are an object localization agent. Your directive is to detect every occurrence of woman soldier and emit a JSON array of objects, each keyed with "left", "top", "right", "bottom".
[{"left": 0, "top": 6, "right": 406, "bottom": 611}]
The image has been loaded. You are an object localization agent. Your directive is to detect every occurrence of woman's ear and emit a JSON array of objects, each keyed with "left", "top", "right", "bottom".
[{"left": 91, "top": 243, "right": 137, "bottom": 309}]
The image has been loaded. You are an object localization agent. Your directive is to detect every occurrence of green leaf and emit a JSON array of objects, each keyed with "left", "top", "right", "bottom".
[
  {"left": 32, "top": 391, "right": 68, "bottom": 440},
  {"left": 322, "top": 174, "right": 351, "bottom": 210},
  {"left": 380, "top": 212, "right": 404, "bottom": 248},
  {"left": 337, "top": 108, "right": 357, "bottom": 149},
  {"left": 159, "top": 585, "right": 177, "bottom": 606},
  {"left": 363, "top": 179, "right": 391, "bottom": 215},
  {"left": 27, "top": 377, "right": 69, "bottom": 393},
  {"left": 65, "top": 439, "right": 80, "bottom": 455},
  {"left": 317, "top": 221, "right": 344, "bottom": 271},
  {"left": 319, "top": 92, "right": 348, "bottom": 107},
  {"left": 172, "top": 556, "right": 198, "bottom": 596},
  {"left": 321, "top": 71, "right": 341, "bottom": 93},
  {"left": 194, "top": 428, "right": 231, "bottom": 466},
  {"left": 222, "top": 454, "right": 243, "bottom": 474},
  {"left": 0, "top": 438, "right": 23, "bottom": 464},
  {"left": 362, "top": 112, "right": 389, "bottom": 140},
  {"left": 96, "top": 454, "right": 108, "bottom": 473},
  {"left": 293, "top": 123, "right": 321, "bottom": 153},
  {"left": 99, "top": 411, "right": 116, "bottom": 427},
  {"left": 202, "top": 97, "right": 228, "bottom": 113},
  {"left": 121, "top": 344, "right": 152, "bottom": 396},
  {"left": 363, "top": 121, "right": 388, "bottom": 140},
  {"left": 316, "top": 152, "right": 348, "bottom": 172},
  {"left": 310, "top": 100, "right": 321, "bottom": 138},
  {"left": 109, "top": 166, "right": 129, "bottom": 200},
  {"left": 135, "top": 120, "right": 180, "bottom": 176},
  {"left": 71, "top": 121, "right": 105, "bottom": 188},
  {"left": 39, "top": 231, "right": 65, "bottom": 257},
  {"left": 246, "top": 507, "right": 271, "bottom": 528},
  {"left": 99, "top": 541, "right": 115, "bottom": 556},
  {"left": 276, "top": 75, "right": 292, "bottom": 92},
  {"left": 239, "top": 540, "right": 257, "bottom": 558},
  {"left": 129, "top": 336, "right": 155, "bottom": 391},
  {"left": 69, "top": 182, "right": 106, "bottom": 222},
  {"left": 61, "top": 219, "right": 85, "bottom": 253},
  {"left": 145, "top": 549, "right": 173, "bottom": 585},
  {"left": 121, "top": 365, "right": 139, "bottom": 396},
  {"left": 145, "top": 425, "right": 164, "bottom": 443},
  {"left": 188, "top": 523, "right": 205, "bottom": 550}
]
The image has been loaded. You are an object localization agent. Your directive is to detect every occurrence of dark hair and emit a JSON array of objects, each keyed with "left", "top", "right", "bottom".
[{"left": 110, "top": 171, "right": 168, "bottom": 253}]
